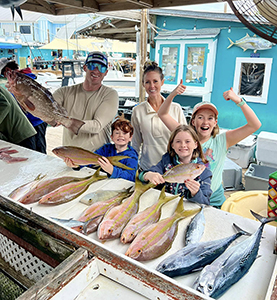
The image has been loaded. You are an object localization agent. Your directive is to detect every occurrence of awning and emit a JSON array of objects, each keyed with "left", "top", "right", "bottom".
[
  {"left": 39, "top": 38, "right": 138, "bottom": 53},
  {"left": 0, "top": 42, "right": 22, "bottom": 49}
]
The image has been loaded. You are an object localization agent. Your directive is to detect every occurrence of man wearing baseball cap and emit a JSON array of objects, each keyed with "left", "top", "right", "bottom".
[{"left": 53, "top": 51, "right": 118, "bottom": 152}]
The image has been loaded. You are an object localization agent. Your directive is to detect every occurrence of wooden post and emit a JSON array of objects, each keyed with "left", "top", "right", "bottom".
[{"left": 139, "top": 9, "right": 148, "bottom": 103}]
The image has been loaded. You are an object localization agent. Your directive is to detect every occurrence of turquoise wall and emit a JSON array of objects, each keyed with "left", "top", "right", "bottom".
[{"left": 154, "top": 15, "right": 277, "bottom": 134}]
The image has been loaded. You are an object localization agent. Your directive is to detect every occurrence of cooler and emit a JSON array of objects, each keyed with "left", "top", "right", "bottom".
[
  {"left": 222, "top": 157, "right": 243, "bottom": 191},
  {"left": 227, "top": 135, "right": 257, "bottom": 169},
  {"left": 256, "top": 131, "right": 277, "bottom": 167},
  {"left": 245, "top": 163, "right": 277, "bottom": 191}
]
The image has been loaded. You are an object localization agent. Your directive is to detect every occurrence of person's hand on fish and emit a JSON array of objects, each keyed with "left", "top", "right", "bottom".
[
  {"left": 184, "top": 179, "right": 200, "bottom": 197},
  {"left": 144, "top": 172, "right": 165, "bottom": 185},
  {"left": 171, "top": 79, "right": 186, "bottom": 97},
  {"left": 64, "top": 157, "right": 79, "bottom": 168},
  {"left": 223, "top": 87, "right": 242, "bottom": 105},
  {"left": 97, "top": 156, "right": 113, "bottom": 175}
]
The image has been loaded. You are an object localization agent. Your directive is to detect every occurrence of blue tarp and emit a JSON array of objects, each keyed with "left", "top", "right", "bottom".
[{"left": 0, "top": 43, "right": 22, "bottom": 49}]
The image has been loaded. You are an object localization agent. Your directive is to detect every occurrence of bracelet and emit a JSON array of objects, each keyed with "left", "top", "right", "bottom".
[{"left": 237, "top": 97, "right": 246, "bottom": 107}]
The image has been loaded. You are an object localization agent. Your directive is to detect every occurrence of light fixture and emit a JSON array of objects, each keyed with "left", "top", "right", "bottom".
[
  {"left": 163, "top": 20, "right": 166, "bottom": 27},
  {"left": 193, "top": 25, "right": 196, "bottom": 31},
  {"left": 228, "top": 26, "right": 231, "bottom": 33}
]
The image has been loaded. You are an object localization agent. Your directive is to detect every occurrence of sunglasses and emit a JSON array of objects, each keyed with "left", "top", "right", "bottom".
[{"left": 86, "top": 62, "right": 107, "bottom": 73}]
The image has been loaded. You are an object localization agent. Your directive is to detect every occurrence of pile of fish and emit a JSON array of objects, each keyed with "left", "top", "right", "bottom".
[
  {"left": 5, "top": 70, "right": 84, "bottom": 135},
  {"left": 8, "top": 168, "right": 107, "bottom": 205},
  {"left": 0, "top": 146, "right": 28, "bottom": 163},
  {"left": 52, "top": 146, "right": 134, "bottom": 169}
]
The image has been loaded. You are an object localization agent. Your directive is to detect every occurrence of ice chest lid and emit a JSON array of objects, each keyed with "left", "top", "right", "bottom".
[
  {"left": 257, "top": 131, "right": 277, "bottom": 141},
  {"left": 234, "top": 135, "right": 257, "bottom": 147}
]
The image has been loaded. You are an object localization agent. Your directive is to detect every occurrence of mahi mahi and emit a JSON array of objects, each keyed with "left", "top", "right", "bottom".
[
  {"left": 120, "top": 186, "right": 178, "bottom": 244},
  {"left": 52, "top": 146, "right": 134, "bottom": 170},
  {"left": 125, "top": 198, "right": 200, "bottom": 261},
  {"left": 38, "top": 168, "right": 107, "bottom": 205},
  {"left": 163, "top": 163, "right": 205, "bottom": 183},
  {"left": 156, "top": 223, "right": 249, "bottom": 277},
  {"left": 193, "top": 211, "right": 277, "bottom": 299}
]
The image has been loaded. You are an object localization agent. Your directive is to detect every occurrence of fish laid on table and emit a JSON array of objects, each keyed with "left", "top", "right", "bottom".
[
  {"left": 0, "top": 146, "right": 18, "bottom": 154},
  {"left": 120, "top": 186, "right": 178, "bottom": 244},
  {"left": 80, "top": 187, "right": 133, "bottom": 205},
  {"left": 184, "top": 205, "right": 206, "bottom": 246},
  {"left": 97, "top": 174, "right": 155, "bottom": 240},
  {"left": 8, "top": 173, "right": 46, "bottom": 201},
  {"left": 0, "top": 152, "right": 28, "bottom": 163},
  {"left": 52, "top": 146, "right": 133, "bottom": 170},
  {"left": 17, "top": 174, "right": 92, "bottom": 204},
  {"left": 39, "top": 168, "right": 107, "bottom": 205},
  {"left": 193, "top": 211, "right": 277, "bottom": 299},
  {"left": 163, "top": 163, "right": 205, "bottom": 183},
  {"left": 156, "top": 223, "right": 249, "bottom": 278},
  {"left": 50, "top": 217, "right": 99, "bottom": 235},
  {"left": 227, "top": 33, "right": 273, "bottom": 53},
  {"left": 78, "top": 187, "right": 133, "bottom": 233},
  {"left": 6, "top": 70, "right": 84, "bottom": 135},
  {"left": 125, "top": 198, "right": 200, "bottom": 261}
]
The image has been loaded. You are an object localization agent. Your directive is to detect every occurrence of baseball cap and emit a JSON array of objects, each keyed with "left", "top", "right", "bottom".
[
  {"left": 84, "top": 51, "right": 108, "bottom": 68},
  {"left": 0, "top": 57, "right": 15, "bottom": 75},
  {"left": 192, "top": 101, "right": 218, "bottom": 117}
]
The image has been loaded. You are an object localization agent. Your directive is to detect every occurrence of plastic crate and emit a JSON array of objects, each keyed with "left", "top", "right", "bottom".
[
  {"left": 245, "top": 163, "right": 277, "bottom": 191},
  {"left": 256, "top": 131, "right": 277, "bottom": 167},
  {"left": 222, "top": 157, "right": 243, "bottom": 191}
]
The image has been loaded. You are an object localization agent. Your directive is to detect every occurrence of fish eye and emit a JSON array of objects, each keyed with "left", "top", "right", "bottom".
[
  {"left": 208, "top": 284, "right": 213, "bottom": 291},
  {"left": 137, "top": 249, "right": 141, "bottom": 253}
]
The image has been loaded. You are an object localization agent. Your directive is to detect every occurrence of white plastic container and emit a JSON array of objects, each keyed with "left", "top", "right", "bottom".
[
  {"left": 222, "top": 157, "right": 243, "bottom": 190},
  {"left": 256, "top": 131, "right": 277, "bottom": 167},
  {"left": 227, "top": 135, "right": 257, "bottom": 169}
]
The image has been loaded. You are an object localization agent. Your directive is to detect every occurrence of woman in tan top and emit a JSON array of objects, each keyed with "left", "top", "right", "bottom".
[{"left": 131, "top": 61, "right": 186, "bottom": 171}]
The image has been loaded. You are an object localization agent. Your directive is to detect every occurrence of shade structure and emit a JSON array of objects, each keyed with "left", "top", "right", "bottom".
[
  {"left": 0, "top": 42, "right": 22, "bottom": 49},
  {"left": 39, "top": 38, "right": 137, "bottom": 53}
]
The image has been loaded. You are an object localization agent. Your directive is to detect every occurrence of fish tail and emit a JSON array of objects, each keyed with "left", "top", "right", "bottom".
[
  {"left": 66, "top": 118, "right": 85, "bottom": 135},
  {"left": 108, "top": 156, "right": 134, "bottom": 170},
  {"left": 175, "top": 196, "right": 201, "bottom": 219},
  {"left": 227, "top": 37, "right": 234, "bottom": 49},
  {"left": 233, "top": 223, "right": 251, "bottom": 236},
  {"left": 250, "top": 210, "right": 277, "bottom": 225},
  {"left": 158, "top": 186, "right": 179, "bottom": 205},
  {"left": 89, "top": 167, "right": 107, "bottom": 183}
]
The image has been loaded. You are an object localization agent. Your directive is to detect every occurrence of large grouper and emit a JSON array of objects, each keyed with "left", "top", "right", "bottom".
[
  {"left": 193, "top": 210, "right": 277, "bottom": 299},
  {"left": 6, "top": 69, "right": 84, "bottom": 135}
]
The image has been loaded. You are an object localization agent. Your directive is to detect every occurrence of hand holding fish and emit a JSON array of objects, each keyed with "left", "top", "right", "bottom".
[
  {"left": 223, "top": 87, "right": 241, "bottom": 105},
  {"left": 144, "top": 172, "right": 165, "bottom": 186},
  {"left": 184, "top": 179, "right": 200, "bottom": 197},
  {"left": 98, "top": 156, "right": 113, "bottom": 175},
  {"left": 64, "top": 157, "right": 79, "bottom": 168}
]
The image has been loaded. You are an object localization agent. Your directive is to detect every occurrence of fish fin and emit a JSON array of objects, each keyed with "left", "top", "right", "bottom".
[
  {"left": 66, "top": 118, "right": 85, "bottom": 135},
  {"left": 107, "top": 156, "right": 134, "bottom": 170},
  {"left": 134, "top": 170, "right": 155, "bottom": 192},
  {"left": 246, "top": 33, "right": 250, "bottom": 37},
  {"left": 24, "top": 99, "right": 36, "bottom": 111},
  {"left": 250, "top": 210, "right": 277, "bottom": 224},
  {"left": 10, "top": 6, "right": 15, "bottom": 19},
  {"left": 15, "top": 6, "right": 23, "bottom": 20},
  {"left": 91, "top": 167, "right": 107, "bottom": 182},
  {"left": 242, "top": 47, "right": 247, "bottom": 52},
  {"left": 158, "top": 186, "right": 179, "bottom": 204},
  {"left": 254, "top": 49, "right": 257, "bottom": 53},
  {"left": 227, "top": 37, "right": 234, "bottom": 49},
  {"left": 232, "top": 223, "right": 251, "bottom": 236}
]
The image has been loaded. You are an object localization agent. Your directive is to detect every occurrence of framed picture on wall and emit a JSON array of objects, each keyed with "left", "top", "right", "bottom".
[{"left": 233, "top": 57, "right": 272, "bottom": 104}]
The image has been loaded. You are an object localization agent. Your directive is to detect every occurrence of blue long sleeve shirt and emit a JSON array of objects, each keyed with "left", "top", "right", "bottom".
[
  {"left": 139, "top": 152, "right": 212, "bottom": 205},
  {"left": 83, "top": 143, "right": 138, "bottom": 182}
]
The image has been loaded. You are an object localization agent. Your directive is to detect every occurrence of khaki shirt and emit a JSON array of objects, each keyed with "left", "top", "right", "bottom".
[{"left": 53, "top": 83, "right": 118, "bottom": 151}]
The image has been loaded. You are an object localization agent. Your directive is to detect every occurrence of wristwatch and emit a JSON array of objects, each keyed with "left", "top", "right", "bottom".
[{"left": 237, "top": 97, "right": 246, "bottom": 107}]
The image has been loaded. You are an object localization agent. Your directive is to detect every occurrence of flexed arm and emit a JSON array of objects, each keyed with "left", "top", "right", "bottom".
[
  {"left": 158, "top": 79, "right": 186, "bottom": 131},
  {"left": 224, "top": 87, "right": 261, "bottom": 149}
]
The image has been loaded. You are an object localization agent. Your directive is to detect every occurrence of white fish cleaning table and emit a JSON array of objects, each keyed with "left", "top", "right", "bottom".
[{"left": 0, "top": 140, "right": 277, "bottom": 300}]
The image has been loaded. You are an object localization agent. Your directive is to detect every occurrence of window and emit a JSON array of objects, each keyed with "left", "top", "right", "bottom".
[
  {"left": 159, "top": 44, "right": 180, "bottom": 85},
  {"left": 19, "top": 25, "right": 31, "bottom": 34},
  {"left": 233, "top": 57, "right": 273, "bottom": 104},
  {"left": 183, "top": 44, "right": 208, "bottom": 87}
]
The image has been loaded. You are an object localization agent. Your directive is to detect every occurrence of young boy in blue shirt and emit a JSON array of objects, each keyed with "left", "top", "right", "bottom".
[{"left": 64, "top": 116, "right": 138, "bottom": 182}]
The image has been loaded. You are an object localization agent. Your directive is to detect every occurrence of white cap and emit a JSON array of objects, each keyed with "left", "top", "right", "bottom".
[{"left": 192, "top": 101, "right": 218, "bottom": 117}]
